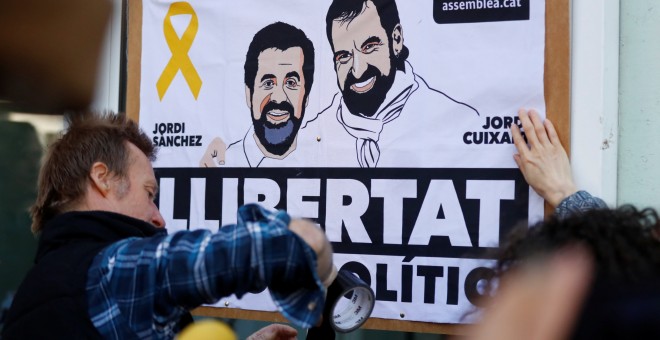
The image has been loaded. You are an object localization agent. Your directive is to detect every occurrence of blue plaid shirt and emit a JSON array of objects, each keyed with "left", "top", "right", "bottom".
[
  {"left": 86, "top": 204, "right": 325, "bottom": 339},
  {"left": 555, "top": 190, "right": 607, "bottom": 219}
]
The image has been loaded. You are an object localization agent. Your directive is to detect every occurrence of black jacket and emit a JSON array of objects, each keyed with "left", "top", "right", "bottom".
[{"left": 2, "top": 211, "right": 165, "bottom": 339}]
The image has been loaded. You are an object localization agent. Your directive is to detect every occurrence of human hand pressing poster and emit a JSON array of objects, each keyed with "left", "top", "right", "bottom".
[{"left": 138, "top": 0, "right": 545, "bottom": 325}]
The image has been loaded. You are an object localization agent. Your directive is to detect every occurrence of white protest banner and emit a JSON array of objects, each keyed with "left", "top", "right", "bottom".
[{"left": 138, "top": 0, "right": 546, "bottom": 325}]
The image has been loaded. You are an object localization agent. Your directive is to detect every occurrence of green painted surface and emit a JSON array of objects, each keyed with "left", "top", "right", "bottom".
[
  {"left": 0, "top": 119, "right": 41, "bottom": 308},
  {"left": 617, "top": 1, "right": 660, "bottom": 208}
]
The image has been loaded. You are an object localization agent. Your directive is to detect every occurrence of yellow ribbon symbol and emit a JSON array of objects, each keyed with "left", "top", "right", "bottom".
[{"left": 157, "top": 2, "right": 202, "bottom": 100}]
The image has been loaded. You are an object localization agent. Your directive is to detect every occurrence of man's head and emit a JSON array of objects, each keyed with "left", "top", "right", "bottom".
[
  {"left": 469, "top": 206, "right": 660, "bottom": 340},
  {"left": 325, "top": 0, "right": 409, "bottom": 117},
  {"left": 487, "top": 207, "right": 660, "bottom": 339},
  {"left": 244, "top": 22, "right": 315, "bottom": 157},
  {"left": 31, "top": 112, "right": 165, "bottom": 234},
  {"left": 496, "top": 206, "right": 660, "bottom": 284}
]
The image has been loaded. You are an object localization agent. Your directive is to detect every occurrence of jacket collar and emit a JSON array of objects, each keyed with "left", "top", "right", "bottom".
[{"left": 36, "top": 211, "right": 166, "bottom": 261}]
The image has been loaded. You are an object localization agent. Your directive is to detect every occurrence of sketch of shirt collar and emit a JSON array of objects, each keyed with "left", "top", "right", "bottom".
[
  {"left": 336, "top": 61, "right": 419, "bottom": 167},
  {"left": 241, "top": 126, "right": 265, "bottom": 167}
]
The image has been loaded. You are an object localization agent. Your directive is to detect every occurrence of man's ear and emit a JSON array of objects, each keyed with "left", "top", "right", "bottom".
[
  {"left": 391, "top": 24, "right": 404, "bottom": 57},
  {"left": 89, "top": 161, "right": 111, "bottom": 196},
  {"left": 245, "top": 85, "right": 252, "bottom": 108}
]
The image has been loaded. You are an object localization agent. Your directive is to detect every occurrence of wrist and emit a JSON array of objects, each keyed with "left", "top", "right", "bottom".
[{"left": 546, "top": 185, "right": 578, "bottom": 208}]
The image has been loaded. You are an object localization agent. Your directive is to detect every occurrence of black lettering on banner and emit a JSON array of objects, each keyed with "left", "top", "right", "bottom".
[
  {"left": 417, "top": 265, "right": 444, "bottom": 304},
  {"left": 151, "top": 122, "right": 202, "bottom": 147},
  {"left": 464, "top": 115, "right": 524, "bottom": 145},
  {"left": 447, "top": 266, "right": 460, "bottom": 305},
  {"left": 376, "top": 263, "right": 397, "bottom": 302},
  {"left": 340, "top": 261, "right": 372, "bottom": 287},
  {"left": 152, "top": 135, "right": 203, "bottom": 147},
  {"left": 155, "top": 167, "right": 528, "bottom": 259},
  {"left": 401, "top": 264, "right": 414, "bottom": 303},
  {"left": 155, "top": 167, "right": 528, "bottom": 306},
  {"left": 433, "top": 0, "right": 530, "bottom": 24},
  {"left": 152, "top": 122, "right": 186, "bottom": 134},
  {"left": 464, "top": 266, "right": 495, "bottom": 307}
]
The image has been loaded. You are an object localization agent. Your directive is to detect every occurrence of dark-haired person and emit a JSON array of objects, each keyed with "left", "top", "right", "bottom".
[
  {"left": 299, "top": 0, "right": 481, "bottom": 168},
  {"left": 472, "top": 206, "right": 660, "bottom": 340},
  {"left": 201, "top": 22, "right": 315, "bottom": 168},
  {"left": 511, "top": 108, "right": 607, "bottom": 217},
  {"left": 2, "top": 112, "right": 335, "bottom": 339}
]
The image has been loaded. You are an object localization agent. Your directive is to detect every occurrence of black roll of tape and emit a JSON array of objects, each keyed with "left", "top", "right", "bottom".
[{"left": 326, "top": 269, "right": 375, "bottom": 333}]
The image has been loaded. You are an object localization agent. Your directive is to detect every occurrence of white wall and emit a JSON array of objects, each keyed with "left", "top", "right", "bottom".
[
  {"left": 91, "top": 0, "right": 123, "bottom": 113},
  {"left": 570, "top": 0, "right": 620, "bottom": 206}
]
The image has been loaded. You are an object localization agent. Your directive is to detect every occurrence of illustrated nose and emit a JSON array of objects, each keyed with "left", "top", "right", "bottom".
[
  {"left": 270, "top": 85, "right": 287, "bottom": 104},
  {"left": 351, "top": 51, "right": 367, "bottom": 79}
]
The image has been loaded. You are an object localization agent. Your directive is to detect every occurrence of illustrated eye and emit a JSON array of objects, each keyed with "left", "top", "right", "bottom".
[
  {"left": 285, "top": 78, "right": 299, "bottom": 88},
  {"left": 262, "top": 79, "right": 275, "bottom": 89},
  {"left": 334, "top": 51, "right": 352, "bottom": 64},
  {"left": 362, "top": 42, "right": 382, "bottom": 54}
]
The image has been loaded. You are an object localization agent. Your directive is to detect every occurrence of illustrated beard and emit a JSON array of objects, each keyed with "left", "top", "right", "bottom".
[
  {"left": 252, "top": 100, "right": 303, "bottom": 156},
  {"left": 341, "top": 58, "right": 396, "bottom": 117}
]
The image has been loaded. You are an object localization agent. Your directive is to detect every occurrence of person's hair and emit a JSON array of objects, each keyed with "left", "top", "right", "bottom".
[
  {"left": 30, "top": 112, "right": 156, "bottom": 234},
  {"left": 244, "top": 22, "right": 315, "bottom": 101},
  {"left": 325, "top": 0, "right": 409, "bottom": 69},
  {"left": 494, "top": 206, "right": 660, "bottom": 283}
]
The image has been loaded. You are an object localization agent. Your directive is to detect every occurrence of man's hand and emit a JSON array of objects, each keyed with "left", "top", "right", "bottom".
[
  {"left": 199, "top": 137, "right": 227, "bottom": 167},
  {"left": 288, "top": 219, "right": 336, "bottom": 287},
  {"left": 511, "top": 109, "right": 577, "bottom": 208},
  {"left": 246, "top": 323, "right": 298, "bottom": 340}
]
